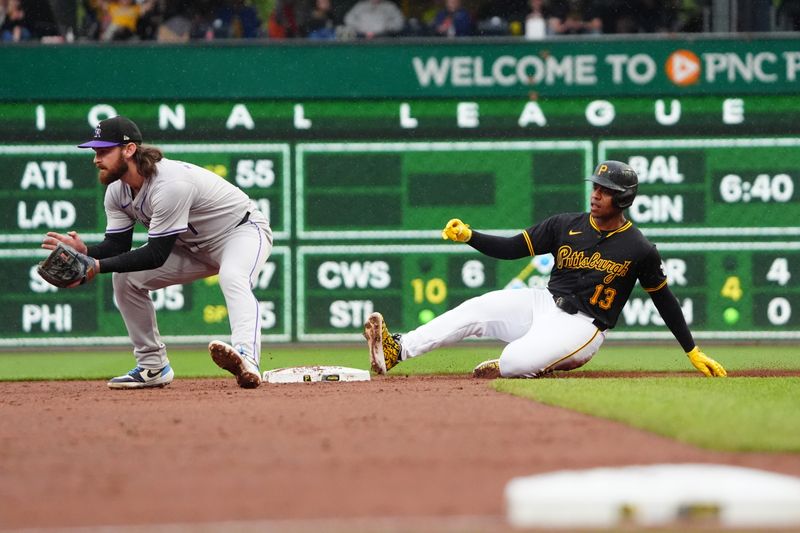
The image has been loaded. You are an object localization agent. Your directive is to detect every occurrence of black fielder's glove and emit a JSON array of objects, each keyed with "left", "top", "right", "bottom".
[{"left": 37, "top": 243, "right": 97, "bottom": 288}]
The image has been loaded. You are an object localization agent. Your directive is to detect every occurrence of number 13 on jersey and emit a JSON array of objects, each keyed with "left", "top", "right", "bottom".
[{"left": 590, "top": 284, "right": 617, "bottom": 310}]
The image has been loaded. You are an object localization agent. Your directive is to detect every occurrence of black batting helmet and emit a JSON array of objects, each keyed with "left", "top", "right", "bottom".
[{"left": 587, "top": 160, "right": 639, "bottom": 209}]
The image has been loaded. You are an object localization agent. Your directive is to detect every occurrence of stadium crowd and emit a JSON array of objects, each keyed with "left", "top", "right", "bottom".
[{"left": 0, "top": 0, "right": 797, "bottom": 43}]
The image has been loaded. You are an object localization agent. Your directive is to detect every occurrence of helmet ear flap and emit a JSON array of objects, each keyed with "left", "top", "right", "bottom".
[{"left": 613, "top": 184, "right": 638, "bottom": 209}]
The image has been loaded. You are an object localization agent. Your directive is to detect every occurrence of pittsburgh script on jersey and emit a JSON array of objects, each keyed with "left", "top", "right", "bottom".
[{"left": 556, "top": 246, "right": 631, "bottom": 284}]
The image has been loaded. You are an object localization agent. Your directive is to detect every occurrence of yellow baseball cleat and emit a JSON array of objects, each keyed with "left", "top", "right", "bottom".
[{"left": 363, "top": 312, "right": 402, "bottom": 375}]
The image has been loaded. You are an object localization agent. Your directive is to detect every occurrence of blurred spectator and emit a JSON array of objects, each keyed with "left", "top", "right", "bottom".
[
  {"left": 214, "top": 0, "right": 262, "bottom": 38},
  {"left": 474, "top": 0, "right": 527, "bottom": 36},
  {"left": 184, "top": 1, "right": 219, "bottom": 39},
  {"left": 135, "top": 0, "right": 163, "bottom": 39},
  {"left": 549, "top": 0, "right": 601, "bottom": 34},
  {"left": 344, "top": 0, "right": 404, "bottom": 38},
  {"left": 633, "top": 0, "right": 674, "bottom": 33},
  {"left": 672, "top": 0, "right": 706, "bottom": 32},
  {"left": 777, "top": 0, "right": 800, "bottom": 30},
  {"left": 304, "top": 0, "right": 336, "bottom": 39},
  {"left": 157, "top": 13, "right": 191, "bottom": 40},
  {"left": 419, "top": 0, "right": 439, "bottom": 27},
  {"left": 476, "top": 0, "right": 527, "bottom": 26},
  {"left": 432, "top": 0, "right": 473, "bottom": 37},
  {"left": 1, "top": 0, "right": 32, "bottom": 41},
  {"left": 135, "top": 0, "right": 199, "bottom": 40},
  {"left": 78, "top": 0, "right": 104, "bottom": 39},
  {"left": 268, "top": 0, "right": 299, "bottom": 37},
  {"left": 100, "top": 0, "right": 142, "bottom": 41},
  {"left": 524, "top": 0, "right": 550, "bottom": 39}
]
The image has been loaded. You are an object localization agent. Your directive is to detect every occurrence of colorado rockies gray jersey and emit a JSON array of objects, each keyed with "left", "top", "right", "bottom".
[{"left": 102, "top": 158, "right": 255, "bottom": 248}]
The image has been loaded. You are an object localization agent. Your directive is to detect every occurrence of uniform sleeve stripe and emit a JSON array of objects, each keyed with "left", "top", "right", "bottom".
[
  {"left": 521, "top": 231, "right": 534, "bottom": 256},
  {"left": 148, "top": 227, "right": 188, "bottom": 238},
  {"left": 106, "top": 224, "right": 135, "bottom": 234},
  {"left": 643, "top": 279, "right": 669, "bottom": 292}
]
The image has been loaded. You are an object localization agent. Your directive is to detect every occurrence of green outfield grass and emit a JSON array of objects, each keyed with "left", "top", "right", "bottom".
[
  {"left": 1, "top": 342, "right": 797, "bottom": 380},
  {"left": 495, "top": 377, "right": 800, "bottom": 453},
  {"left": 1, "top": 343, "right": 799, "bottom": 453}
]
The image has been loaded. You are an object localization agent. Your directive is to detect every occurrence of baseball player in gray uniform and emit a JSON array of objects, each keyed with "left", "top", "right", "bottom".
[{"left": 41, "top": 116, "right": 273, "bottom": 389}]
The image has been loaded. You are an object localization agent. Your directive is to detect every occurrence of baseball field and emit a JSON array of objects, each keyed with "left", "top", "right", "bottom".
[{"left": 1, "top": 342, "right": 800, "bottom": 531}]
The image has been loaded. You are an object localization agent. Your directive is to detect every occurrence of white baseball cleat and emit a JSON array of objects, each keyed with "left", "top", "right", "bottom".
[{"left": 209, "top": 340, "right": 261, "bottom": 389}]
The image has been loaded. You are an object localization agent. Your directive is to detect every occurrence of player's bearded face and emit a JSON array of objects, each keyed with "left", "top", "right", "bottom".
[{"left": 95, "top": 147, "right": 129, "bottom": 185}]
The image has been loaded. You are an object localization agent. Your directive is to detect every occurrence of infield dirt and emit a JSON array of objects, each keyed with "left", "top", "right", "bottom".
[{"left": 2, "top": 374, "right": 799, "bottom": 531}]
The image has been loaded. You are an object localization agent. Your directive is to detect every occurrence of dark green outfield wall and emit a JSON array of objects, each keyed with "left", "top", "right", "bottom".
[{"left": 2, "top": 36, "right": 800, "bottom": 100}]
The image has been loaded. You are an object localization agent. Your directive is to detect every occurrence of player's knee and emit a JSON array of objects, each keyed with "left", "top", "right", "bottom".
[
  {"left": 112, "top": 271, "right": 150, "bottom": 294},
  {"left": 217, "top": 269, "right": 248, "bottom": 293}
]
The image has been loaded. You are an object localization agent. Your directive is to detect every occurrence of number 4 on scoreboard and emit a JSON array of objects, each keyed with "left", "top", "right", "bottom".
[
  {"left": 721, "top": 276, "right": 743, "bottom": 302},
  {"left": 766, "top": 258, "right": 791, "bottom": 286}
]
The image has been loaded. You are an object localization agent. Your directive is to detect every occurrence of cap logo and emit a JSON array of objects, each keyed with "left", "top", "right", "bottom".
[
  {"left": 123, "top": 135, "right": 130, "bottom": 141},
  {"left": 598, "top": 164, "right": 608, "bottom": 174},
  {"left": 93, "top": 126, "right": 102, "bottom": 138}
]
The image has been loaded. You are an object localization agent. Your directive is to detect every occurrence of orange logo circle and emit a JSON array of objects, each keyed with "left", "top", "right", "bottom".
[{"left": 665, "top": 49, "right": 701, "bottom": 86}]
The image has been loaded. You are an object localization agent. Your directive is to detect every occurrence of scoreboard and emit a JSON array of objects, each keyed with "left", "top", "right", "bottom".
[
  {"left": 296, "top": 141, "right": 592, "bottom": 239},
  {"left": 599, "top": 139, "right": 800, "bottom": 236},
  {"left": 0, "top": 144, "right": 293, "bottom": 347},
  {"left": 0, "top": 248, "right": 292, "bottom": 347},
  {"left": 2, "top": 95, "right": 800, "bottom": 346},
  {"left": 297, "top": 243, "right": 800, "bottom": 342}
]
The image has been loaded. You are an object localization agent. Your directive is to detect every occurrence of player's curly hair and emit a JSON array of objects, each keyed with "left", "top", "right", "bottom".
[{"left": 132, "top": 145, "right": 164, "bottom": 179}]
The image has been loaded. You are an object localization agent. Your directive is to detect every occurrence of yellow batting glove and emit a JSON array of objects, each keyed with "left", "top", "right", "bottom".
[
  {"left": 441, "top": 218, "right": 472, "bottom": 242},
  {"left": 686, "top": 347, "right": 727, "bottom": 377}
]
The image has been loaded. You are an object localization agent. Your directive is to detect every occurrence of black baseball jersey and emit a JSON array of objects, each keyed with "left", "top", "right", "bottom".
[{"left": 524, "top": 212, "right": 667, "bottom": 329}]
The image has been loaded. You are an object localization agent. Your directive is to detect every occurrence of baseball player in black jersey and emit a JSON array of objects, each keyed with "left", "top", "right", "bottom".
[{"left": 364, "top": 160, "right": 727, "bottom": 379}]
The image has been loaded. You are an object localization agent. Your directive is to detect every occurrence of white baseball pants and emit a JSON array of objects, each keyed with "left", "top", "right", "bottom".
[
  {"left": 112, "top": 212, "right": 272, "bottom": 369},
  {"left": 401, "top": 287, "right": 606, "bottom": 377}
]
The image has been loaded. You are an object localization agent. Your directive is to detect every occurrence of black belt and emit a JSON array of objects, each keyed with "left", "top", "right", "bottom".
[
  {"left": 553, "top": 295, "right": 608, "bottom": 331},
  {"left": 236, "top": 211, "right": 251, "bottom": 227}
]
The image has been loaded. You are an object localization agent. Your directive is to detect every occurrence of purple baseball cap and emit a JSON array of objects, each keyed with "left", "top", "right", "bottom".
[{"left": 78, "top": 116, "right": 143, "bottom": 148}]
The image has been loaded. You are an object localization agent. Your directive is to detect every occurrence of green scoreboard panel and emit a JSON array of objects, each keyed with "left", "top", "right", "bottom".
[
  {"left": 297, "top": 243, "right": 800, "bottom": 342},
  {"left": 599, "top": 139, "right": 800, "bottom": 238},
  {"left": 2, "top": 96, "right": 800, "bottom": 345},
  {"left": 296, "top": 141, "right": 593, "bottom": 239},
  {"left": 0, "top": 246, "right": 291, "bottom": 347},
  {"left": 0, "top": 144, "right": 291, "bottom": 246},
  {"left": 0, "top": 143, "right": 292, "bottom": 347}
]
